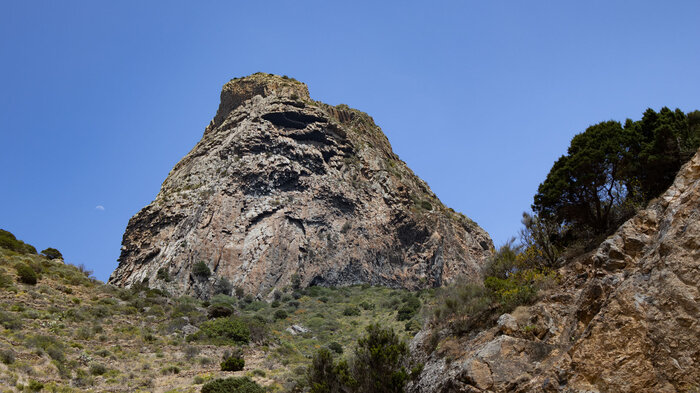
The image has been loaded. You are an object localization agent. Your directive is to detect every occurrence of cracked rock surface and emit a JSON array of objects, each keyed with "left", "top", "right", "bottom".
[
  {"left": 108, "top": 73, "right": 492, "bottom": 298},
  {"left": 409, "top": 148, "right": 700, "bottom": 393}
]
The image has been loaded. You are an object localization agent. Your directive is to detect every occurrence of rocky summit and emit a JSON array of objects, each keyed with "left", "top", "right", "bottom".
[{"left": 109, "top": 73, "right": 492, "bottom": 298}]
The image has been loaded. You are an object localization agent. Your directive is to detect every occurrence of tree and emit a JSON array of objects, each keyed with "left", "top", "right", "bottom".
[
  {"left": 533, "top": 120, "right": 629, "bottom": 234},
  {"left": 41, "top": 248, "right": 63, "bottom": 260},
  {"left": 353, "top": 324, "right": 408, "bottom": 393},
  {"left": 307, "top": 348, "right": 342, "bottom": 393},
  {"left": 533, "top": 108, "right": 700, "bottom": 247}
]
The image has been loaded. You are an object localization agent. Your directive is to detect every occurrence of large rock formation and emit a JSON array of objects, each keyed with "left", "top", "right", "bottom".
[
  {"left": 109, "top": 73, "right": 492, "bottom": 298},
  {"left": 410, "top": 148, "right": 700, "bottom": 392}
]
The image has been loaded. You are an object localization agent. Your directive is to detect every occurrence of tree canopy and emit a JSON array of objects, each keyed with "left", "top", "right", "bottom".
[{"left": 533, "top": 107, "right": 700, "bottom": 240}]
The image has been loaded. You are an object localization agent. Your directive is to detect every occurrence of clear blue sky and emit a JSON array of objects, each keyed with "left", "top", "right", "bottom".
[{"left": 1, "top": 1, "right": 698, "bottom": 281}]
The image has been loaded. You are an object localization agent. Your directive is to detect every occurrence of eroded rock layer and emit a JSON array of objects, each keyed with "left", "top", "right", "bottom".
[
  {"left": 410, "top": 149, "right": 700, "bottom": 392},
  {"left": 109, "top": 73, "right": 492, "bottom": 298}
]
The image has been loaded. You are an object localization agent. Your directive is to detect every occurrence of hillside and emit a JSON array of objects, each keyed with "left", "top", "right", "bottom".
[
  {"left": 0, "top": 239, "right": 429, "bottom": 392},
  {"left": 109, "top": 73, "right": 491, "bottom": 299}
]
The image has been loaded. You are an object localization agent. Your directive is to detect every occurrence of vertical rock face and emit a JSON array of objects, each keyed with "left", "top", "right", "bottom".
[
  {"left": 108, "top": 73, "right": 492, "bottom": 298},
  {"left": 410, "top": 148, "right": 700, "bottom": 393}
]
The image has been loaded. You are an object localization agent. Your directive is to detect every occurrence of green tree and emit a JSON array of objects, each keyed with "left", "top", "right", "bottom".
[
  {"left": 533, "top": 120, "right": 629, "bottom": 234},
  {"left": 533, "top": 108, "right": 700, "bottom": 244},
  {"left": 353, "top": 324, "right": 408, "bottom": 393},
  {"left": 41, "top": 247, "right": 63, "bottom": 260},
  {"left": 307, "top": 348, "right": 342, "bottom": 393}
]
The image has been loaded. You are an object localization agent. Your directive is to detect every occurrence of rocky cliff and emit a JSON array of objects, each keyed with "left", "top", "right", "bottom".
[
  {"left": 109, "top": 73, "right": 492, "bottom": 298},
  {"left": 410, "top": 148, "right": 700, "bottom": 392}
]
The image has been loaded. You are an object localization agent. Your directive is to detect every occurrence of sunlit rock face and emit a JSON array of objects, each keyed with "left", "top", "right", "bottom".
[
  {"left": 409, "top": 148, "right": 700, "bottom": 393},
  {"left": 108, "top": 73, "right": 492, "bottom": 298}
]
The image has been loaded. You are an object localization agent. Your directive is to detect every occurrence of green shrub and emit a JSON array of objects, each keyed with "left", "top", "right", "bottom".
[
  {"left": 214, "top": 277, "right": 233, "bottom": 295},
  {"left": 46, "top": 344, "right": 66, "bottom": 362},
  {"left": 0, "top": 348, "right": 15, "bottom": 364},
  {"left": 41, "top": 247, "right": 63, "bottom": 260},
  {"left": 161, "top": 365, "right": 180, "bottom": 375},
  {"left": 15, "top": 263, "right": 37, "bottom": 285},
  {"left": 0, "top": 268, "right": 14, "bottom": 289},
  {"left": 208, "top": 304, "right": 234, "bottom": 319},
  {"left": 193, "top": 261, "right": 211, "bottom": 278},
  {"left": 27, "top": 380, "right": 44, "bottom": 392},
  {"left": 342, "top": 306, "right": 360, "bottom": 316},
  {"left": 201, "top": 377, "right": 264, "bottom": 393},
  {"left": 89, "top": 363, "right": 107, "bottom": 375},
  {"left": 328, "top": 342, "right": 343, "bottom": 354},
  {"left": 26, "top": 334, "right": 65, "bottom": 358},
  {"left": 156, "top": 267, "right": 171, "bottom": 282},
  {"left": 359, "top": 301, "right": 375, "bottom": 310},
  {"left": 0, "top": 311, "right": 22, "bottom": 330},
  {"left": 220, "top": 355, "right": 245, "bottom": 371},
  {"left": 234, "top": 286, "right": 244, "bottom": 298},
  {"left": 274, "top": 309, "right": 288, "bottom": 320},
  {"left": 307, "top": 348, "right": 346, "bottom": 393},
  {"left": 191, "top": 318, "right": 250, "bottom": 344},
  {"left": 241, "top": 316, "right": 268, "bottom": 343},
  {"left": 396, "top": 296, "right": 421, "bottom": 321},
  {"left": 291, "top": 273, "right": 301, "bottom": 290},
  {"left": 353, "top": 324, "right": 408, "bottom": 393},
  {"left": 0, "top": 229, "right": 37, "bottom": 254}
]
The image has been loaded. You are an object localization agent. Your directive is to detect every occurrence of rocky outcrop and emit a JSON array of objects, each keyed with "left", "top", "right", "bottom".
[
  {"left": 410, "top": 148, "right": 700, "bottom": 392},
  {"left": 108, "top": 73, "right": 492, "bottom": 298}
]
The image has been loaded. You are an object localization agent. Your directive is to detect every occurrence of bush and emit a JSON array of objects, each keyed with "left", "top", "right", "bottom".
[
  {"left": 161, "top": 365, "right": 180, "bottom": 375},
  {"left": 192, "top": 318, "right": 250, "bottom": 344},
  {"left": 241, "top": 316, "right": 268, "bottom": 343},
  {"left": 0, "top": 269, "right": 12, "bottom": 289},
  {"left": 359, "top": 301, "right": 375, "bottom": 310},
  {"left": 214, "top": 277, "right": 233, "bottom": 295},
  {"left": 342, "top": 306, "right": 361, "bottom": 316},
  {"left": 291, "top": 273, "right": 301, "bottom": 290},
  {"left": 328, "top": 342, "right": 343, "bottom": 354},
  {"left": 234, "top": 286, "right": 245, "bottom": 298},
  {"left": 208, "top": 304, "right": 234, "bottom": 319},
  {"left": 274, "top": 309, "right": 288, "bottom": 320},
  {"left": 0, "top": 311, "right": 22, "bottom": 330},
  {"left": 41, "top": 247, "right": 63, "bottom": 260},
  {"left": 221, "top": 355, "right": 245, "bottom": 371},
  {"left": 193, "top": 261, "right": 211, "bottom": 278},
  {"left": 0, "top": 229, "right": 37, "bottom": 254},
  {"left": 396, "top": 295, "right": 421, "bottom": 321},
  {"left": 201, "top": 377, "right": 264, "bottom": 393},
  {"left": 27, "top": 380, "right": 44, "bottom": 392},
  {"left": 156, "top": 267, "right": 171, "bottom": 282},
  {"left": 0, "top": 348, "right": 15, "bottom": 364},
  {"left": 15, "top": 263, "right": 37, "bottom": 285},
  {"left": 89, "top": 363, "right": 107, "bottom": 375}
]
